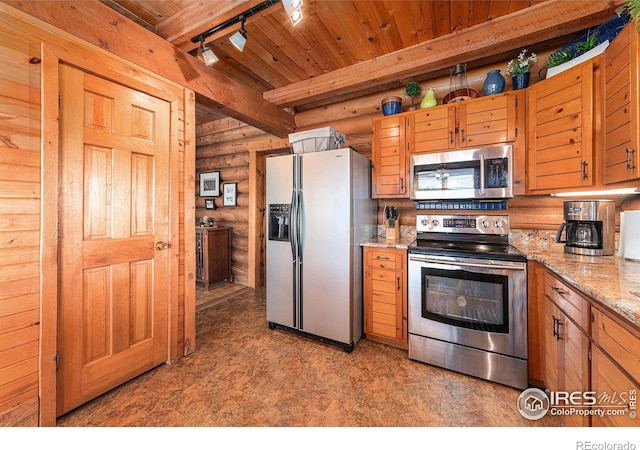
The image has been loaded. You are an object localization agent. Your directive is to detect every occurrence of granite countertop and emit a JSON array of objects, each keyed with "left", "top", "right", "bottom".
[
  {"left": 361, "top": 225, "right": 416, "bottom": 249},
  {"left": 510, "top": 229, "right": 640, "bottom": 330}
]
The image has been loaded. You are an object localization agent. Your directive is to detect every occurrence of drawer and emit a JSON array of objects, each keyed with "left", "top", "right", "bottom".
[
  {"left": 366, "top": 248, "right": 404, "bottom": 270},
  {"left": 592, "top": 308, "right": 640, "bottom": 386},
  {"left": 543, "top": 271, "right": 590, "bottom": 331}
]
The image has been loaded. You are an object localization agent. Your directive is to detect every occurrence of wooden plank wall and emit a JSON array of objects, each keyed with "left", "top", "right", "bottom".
[
  {"left": 0, "top": 5, "right": 195, "bottom": 425},
  {"left": 0, "top": 30, "right": 41, "bottom": 426}
]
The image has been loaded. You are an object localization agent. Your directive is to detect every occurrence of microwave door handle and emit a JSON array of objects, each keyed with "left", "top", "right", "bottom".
[{"left": 479, "top": 153, "right": 486, "bottom": 193}]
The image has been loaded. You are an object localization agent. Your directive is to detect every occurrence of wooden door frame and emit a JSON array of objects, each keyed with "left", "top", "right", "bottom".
[{"left": 40, "top": 42, "right": 194, "bottom": 425}]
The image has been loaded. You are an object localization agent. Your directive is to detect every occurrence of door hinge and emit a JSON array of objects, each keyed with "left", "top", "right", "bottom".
[
  {"left": 57, "top": 223, "right": 61, "bottom": 240},
  {"left": 55, "top": 354, "right": 59, "bottom": 370},
  {"left": 588, "top": 347, "right": 592, "bottom": 362},
  {"left": 515, "top": 127, "right": 519, "bottom": 138}
]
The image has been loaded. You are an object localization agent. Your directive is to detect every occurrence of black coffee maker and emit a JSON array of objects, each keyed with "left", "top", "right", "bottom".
[{"left": 556, "top": 200, "right": 615, "bottom": 256}]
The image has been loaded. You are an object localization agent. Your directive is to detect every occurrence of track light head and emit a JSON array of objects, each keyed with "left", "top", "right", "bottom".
[
  {"left": 200, "top": 36, "right": 219, "bottom": 66},
  {"left": 283, "top": 0, "right": 304, "bottom": 26},
  {"left": 229, "top": 16, "right": 247, "bottom": 52}
]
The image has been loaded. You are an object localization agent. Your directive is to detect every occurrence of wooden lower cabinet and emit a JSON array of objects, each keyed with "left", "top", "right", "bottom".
[
  {"left": 591, "top": 308, "right": 640, "bottom": 427},
  {"left": 542, "top": 271, "right": 591, "bottom": 427},
  {"left": 531, "top": 261, "right": 640, "bottom": 427},
  {"left": 363, "top": 247, "right": 407, "bottom": 349}
]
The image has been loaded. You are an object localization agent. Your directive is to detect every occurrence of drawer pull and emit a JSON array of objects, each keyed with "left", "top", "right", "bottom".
[
  {"left": 551, "top": 286, "right": 568, "bottom": 298},
  {"left": 375, "top": 256, "right": 391, "bottom": 261},
  {"left": 396, "top": 276, "right": 400, "bottom": 291}
]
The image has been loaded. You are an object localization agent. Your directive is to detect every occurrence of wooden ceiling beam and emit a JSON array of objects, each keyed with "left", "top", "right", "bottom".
[
  {"left": 264, "top": 0, "right": 626, "bottom": 108},
  {"left": 156, "top": 0, "right": 266, "bottom": 52},
  {"left": 3, "top": 0, "right": 295, "bottom": 137}
]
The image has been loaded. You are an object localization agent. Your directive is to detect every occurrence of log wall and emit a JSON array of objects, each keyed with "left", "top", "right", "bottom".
[{"left": 196, "top": 53, "right": 639, "bottom": 292}]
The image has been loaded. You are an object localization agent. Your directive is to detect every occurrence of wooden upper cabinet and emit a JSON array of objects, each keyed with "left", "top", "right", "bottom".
[
  {"left": 371, "top": 115, "right": 408, "bottom": 198},
  {"left": 408, "top": 91, "right": 522, "bottom": 154},
  {"left": 460, "top": 92, "right": 521, "bottom": 147},
  {"left": 526, "top": 60, "right": 597, "bottom": 193},
  {"left": 603, "top": 22, "right": 640, "bottom": 185},
  {"left": 409, "top": 105, "right": 456, "bottom": 153}
]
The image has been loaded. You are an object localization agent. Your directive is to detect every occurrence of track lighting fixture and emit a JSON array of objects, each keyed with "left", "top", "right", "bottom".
[
  {"left": 200, "top": 36, "right": 218, "bottom": 66},
  {"left": 190, "top": 0, "right": 303, "bottom": 56},
  {"left": 229, "top": 15, "right": 247, "bottom": 52},
  {"left": 283, "top": 0, "right": 303, "bottom": 26}
]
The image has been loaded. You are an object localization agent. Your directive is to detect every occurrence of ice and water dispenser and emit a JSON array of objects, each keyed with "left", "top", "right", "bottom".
[{"left": 268, "top": 204, "right": 290, "bottom": 241}]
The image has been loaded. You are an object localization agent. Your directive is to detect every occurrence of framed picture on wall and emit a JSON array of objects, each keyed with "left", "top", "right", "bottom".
[
  {"left": 200, "top": 172, "right": 220, "bottom": 196},
  {"left": 205, "top": 199, "right": 216, "bottom": 210},
  {"left": 223, "top": 183, "right": 237, "bottom": 206}
]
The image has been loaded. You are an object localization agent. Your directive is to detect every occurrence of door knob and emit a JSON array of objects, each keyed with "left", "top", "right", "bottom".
[{"left": 156, "top": 241, "right": 170, "bottom": 250}]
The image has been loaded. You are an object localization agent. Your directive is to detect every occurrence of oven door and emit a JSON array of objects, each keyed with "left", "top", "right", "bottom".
[{"left": 408, "top": 253, "right": 527, "bottom": 359}]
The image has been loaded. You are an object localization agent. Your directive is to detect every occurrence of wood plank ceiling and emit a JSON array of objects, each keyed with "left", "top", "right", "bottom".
[{"left": 99, "top": 0, "right": 622, "bottom": 125}]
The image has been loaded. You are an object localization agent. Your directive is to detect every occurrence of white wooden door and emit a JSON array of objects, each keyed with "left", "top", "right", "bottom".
[{"left": 57, "top": 64, "right": 171, "bottom": 416}]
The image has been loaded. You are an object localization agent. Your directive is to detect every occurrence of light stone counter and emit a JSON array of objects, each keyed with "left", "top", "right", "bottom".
[
  {"left": 510, "top": 229, "right": 640, "bottom": 330},
  {"left": 360, "top": 225, "right": 416, "bottom": 249}
]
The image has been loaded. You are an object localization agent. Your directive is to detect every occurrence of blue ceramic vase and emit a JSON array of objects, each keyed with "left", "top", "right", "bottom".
[
  {"left": 483, "top": 70, "right": 505, "bottom": 96},
  {"left": 511, "top": 72, "right": 530, "bottom": 90}
]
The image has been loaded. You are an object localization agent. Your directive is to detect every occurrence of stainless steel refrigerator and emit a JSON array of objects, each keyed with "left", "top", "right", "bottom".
[{"left": 266, "top": 147, "right": 376, "bottom": 352}]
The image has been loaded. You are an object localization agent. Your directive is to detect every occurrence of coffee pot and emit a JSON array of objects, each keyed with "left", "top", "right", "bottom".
[{"left": 556, "top": 200, "right": 615, "bottom": 256}]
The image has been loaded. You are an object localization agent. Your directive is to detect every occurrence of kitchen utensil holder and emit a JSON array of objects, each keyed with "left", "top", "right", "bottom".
[{"left": 385, "top": 219, "right": 399, "bottom": 242}]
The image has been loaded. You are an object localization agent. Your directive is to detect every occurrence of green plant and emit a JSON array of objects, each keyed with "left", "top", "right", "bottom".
[
  {"left": 617, "top": 0, "right": 640, "bottom": 30},
  {"left": 506, "top": 49, "right": 537, "bottom": 76},
  {"left": 576, "top": 30, "right": 599, "bottom": 55},
  {"left": 405, "top": 81, "right": 420, "bottom": 107},
  {"left": 545, "top": 49, "right": 574, "bottom": 68}
]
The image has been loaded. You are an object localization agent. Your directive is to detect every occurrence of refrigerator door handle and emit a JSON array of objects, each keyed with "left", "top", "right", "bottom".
[
  {"left": 290, "top": 189, "right": 298, "bottom": 260},
  {"left": 297, "top": 191, "right": 304, "bottom": 262}
]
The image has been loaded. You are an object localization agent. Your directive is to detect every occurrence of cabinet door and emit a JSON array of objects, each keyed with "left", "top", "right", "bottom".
[
  {"left": 372, "top": 116, "right": 407, "bottom": 198},
  {"left": 409, "top": 105, "right": 456, "bottom": 153},
  {"left": 459, "top": 93, "right": 519, "bottom": 148},
  {"left": 543, "top": 299, "right": 562, "bottom": 393},
  {"left": 526, "top": 61, "right": 595, "bottom": 192},
  {"left": 560, "top": 311, "right": 591, "bottom": 427},
  {"left": 603, "top": 22, "right": 640, "bottom": 184},
  {"left": 591, "top": 346, "right": 640, "bottom": 427},
  {"left": 363, "top": 247, "right": 407, "bottom": 347}
]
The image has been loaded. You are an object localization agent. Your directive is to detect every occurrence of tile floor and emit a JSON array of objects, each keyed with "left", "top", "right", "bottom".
[{"left": 56, "top": 287, "right": 560, "bottom": 427}]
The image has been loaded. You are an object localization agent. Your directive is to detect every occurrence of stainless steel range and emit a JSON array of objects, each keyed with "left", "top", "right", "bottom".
[{"left": 408, "top": 214, "right": 528, "bottom": 390}]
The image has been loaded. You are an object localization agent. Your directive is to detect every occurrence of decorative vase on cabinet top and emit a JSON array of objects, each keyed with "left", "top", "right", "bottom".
[
  {"left": 483, "top": 70, "right": 505, "bottom": 96},
  {"left": 511, "top": 72, "right": 530, "bottom": 90},
  {"left": 420, "top": 89, "right": 437, "bottom": 108}
]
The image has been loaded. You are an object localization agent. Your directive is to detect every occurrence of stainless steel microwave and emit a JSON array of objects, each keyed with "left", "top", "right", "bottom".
[{"left": 409, "top": 145, "right": 514, "bottom": 200}]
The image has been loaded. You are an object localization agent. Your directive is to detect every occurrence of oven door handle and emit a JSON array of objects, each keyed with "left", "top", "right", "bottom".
[{"left": 409, "top": 255, "right": 525, "bottom": 271}]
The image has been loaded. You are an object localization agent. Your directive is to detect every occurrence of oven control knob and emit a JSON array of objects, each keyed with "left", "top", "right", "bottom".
[
  {"left": 431, "top": 219, "right": 440, "bottom": 227},
  {"left": 420, "top": 218, "right": 429, "bottom": 226},
  {"left": 494, "top": 219, "right": 503, "bottom": 229},
  {"left": 481, "top": 219, "right": 490, "bottom": 228}
]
